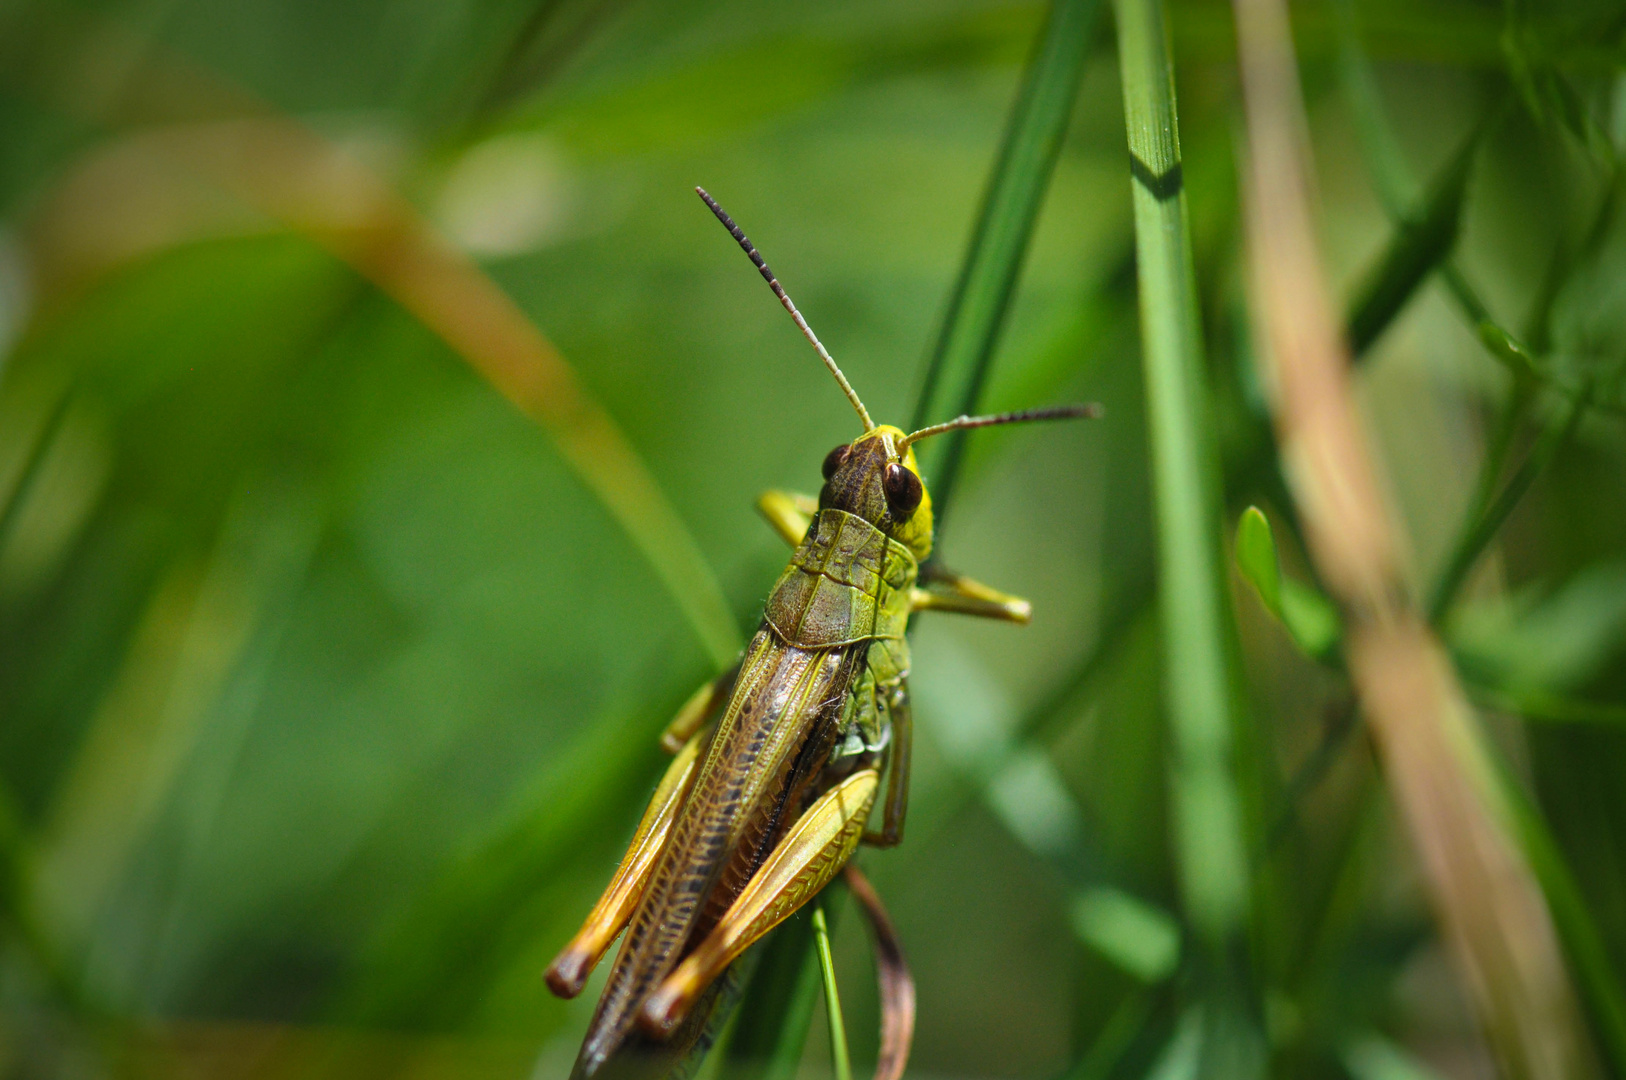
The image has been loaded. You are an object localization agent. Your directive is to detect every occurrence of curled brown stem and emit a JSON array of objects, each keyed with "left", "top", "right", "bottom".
[{"left": 843, "top": 865, "right": 915, "bottom": 1080}]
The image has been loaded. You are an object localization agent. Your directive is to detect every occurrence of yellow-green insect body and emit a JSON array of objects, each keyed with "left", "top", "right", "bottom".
[{"left": 545, "top": 192, "right": 1094, "bottom": 1080}]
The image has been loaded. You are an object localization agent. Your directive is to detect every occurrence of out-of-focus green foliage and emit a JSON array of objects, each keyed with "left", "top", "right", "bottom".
[{"left": 0, "top": 0, "right": 1624, "bottom": 1078}]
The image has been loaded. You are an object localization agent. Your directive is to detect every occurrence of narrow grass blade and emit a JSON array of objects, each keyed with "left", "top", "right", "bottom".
[
  {"left": 1467, "top": 687, "right": 1626, "bottom": 730},
  {"left": 724, "top": 904, "right": 830, "bottom": 1080},
  {"left": 1231, "top": 0, "right": 1595, "bottom": 1074},
  {"left": 1489, "top": 752, "right": 1626, "bottom": 1072},
  {"left": 1115, "top": 0, "right": 1264, "bottom": 1072},
  {"left": 1428, "top": 390, "right": 1589, "bottom": 624},
  {"left": 812, "top": 904, "right": 853, "bottom": 1080},
  {"left": 1345, "top": 135, "right": 1475, "bottom": 356},
  {"left": 332, "top": 699, "right": 668, "bottom": 1026},
  {"left": 0, "top": 387, "right": 73, "bottom": 552},
  {"left": 32, "top": 113, "right": 742, "bottom": 670},
  {"left": 1062, "top": 989, "right": 1156, "bottom": 1080},
  {"left": 1114, "top": 0, "right": 1251, "bottom": 962},
  {"left": 909, "top": 0, "right": 1100, "bottom": 523}
]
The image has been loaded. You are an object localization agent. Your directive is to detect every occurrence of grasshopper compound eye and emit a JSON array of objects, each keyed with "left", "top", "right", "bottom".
[
  {"left": 882, "top": 463, "right": 923, "bottom": 522},
  {"left": 822, "top": 444, "right": 851, "bottom": 480}
]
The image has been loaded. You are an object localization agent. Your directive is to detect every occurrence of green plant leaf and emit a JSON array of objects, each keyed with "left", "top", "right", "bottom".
[
  {"left": 1115, "top": 0, "right": 1265, "bottom": 1072},
  {"left": 1234, "top": 507, "right": 1281, "bottom": 615},
  {"left": 1488, "top": 746, "right": 1626, "bottom": 1074},
  {"left": 1235, "top": 507, "right": 1343, "bottom": 664},
  {"left": 1069, "top": 887, "right": 1182, "bottom": 984},
  {"left": 1345, "top": 132, "right": 1476, "bottom": 356},
  {"left": 908, "top": 0, "right": 1101, "bottom": 525}
]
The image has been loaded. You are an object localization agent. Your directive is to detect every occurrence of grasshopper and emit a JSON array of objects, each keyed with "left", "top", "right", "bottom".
[{"left": 546, "top": 188, "right": 1097, "bottom": 1080}]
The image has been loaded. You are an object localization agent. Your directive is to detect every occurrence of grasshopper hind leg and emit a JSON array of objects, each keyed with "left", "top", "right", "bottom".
[
  {"left": 550, "top": 661, "right": 738, "bottom": 998},
  {"left": 638, "top": 769, "right": 881, "bottom": 1035},
  {"left": 546, "top": 728, "right": 709, "bottom": 998}
]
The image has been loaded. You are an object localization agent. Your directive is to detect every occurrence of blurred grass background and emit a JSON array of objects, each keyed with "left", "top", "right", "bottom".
[{"left": 1, "top": 0, "right": 1625, "bottom": 1078}]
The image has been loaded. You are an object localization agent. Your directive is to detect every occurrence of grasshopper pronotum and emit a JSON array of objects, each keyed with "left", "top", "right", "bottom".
[{"left": 547, "top": 188, "right": 1098, "bottom": 1080}]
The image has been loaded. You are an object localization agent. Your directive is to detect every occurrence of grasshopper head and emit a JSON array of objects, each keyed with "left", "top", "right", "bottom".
[{"left": 818, "top": 424, "right": 934, "bottom": 561}]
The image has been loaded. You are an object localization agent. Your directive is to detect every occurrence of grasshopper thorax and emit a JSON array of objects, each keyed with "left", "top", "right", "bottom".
[{"left": 818, "top": 425, "right": 934, "bottom": 562}]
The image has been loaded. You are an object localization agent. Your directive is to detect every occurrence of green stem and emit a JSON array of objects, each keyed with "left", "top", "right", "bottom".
[
  {"left": 1115, "top": 0, "right": 1262, "bottom": 1073},
  {"left": 1428, "top": 389, "right": 1588, "bottom": 624},
  {"left": 812, "top": 904, "right": 853, "bottom": 1080},
  {"left": 0, "top": 389, "right": 72, "bottom": 551},
  {"left": 1488, "top": 747, "right": 1626, "bottom": 1073},
  {"left": 909, "top": 0, "right": 1099, "bottom": 529},
  {"left": 725, "top": 904, "right": 831, "bottom": 1080},
  {"left": 1114, "top": 0, "right": 1248, "bottom": 950},
  {"left": 1466, "top": 378, "right": 1533, "bottom": 529}
]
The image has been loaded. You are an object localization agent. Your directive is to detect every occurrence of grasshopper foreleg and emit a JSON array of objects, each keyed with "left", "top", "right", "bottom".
[
  {"left": 545, "top": 729, "right": 709, "bottom": 998},
  {"left": 638, "top": 768, "right": 881, "bottom": 1035},
  {"left": 910, "top": 565, "right": 1032, "bottom": 623},
  {"left": 757, "top": 490, "right": 819, "bottom": 547}
]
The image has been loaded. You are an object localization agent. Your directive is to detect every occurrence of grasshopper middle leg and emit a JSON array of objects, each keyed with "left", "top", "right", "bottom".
[
  {"left": 757, "top": 490, "right": 818, "bottom": 547},
  {"left": 864, "top": 681, "right": 912, "bottom": 848},
  {"left": 910, "top": 564, "right": 1032, "bottom": 623}
]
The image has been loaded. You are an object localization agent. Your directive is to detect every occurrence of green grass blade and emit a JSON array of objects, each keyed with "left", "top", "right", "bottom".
[
  {"left": 0, "top": 388, "right": 72, "bottom": 554},
  {"left": 331, "top": 699, "right": 667, "bottom": 1027},
  {"left": 909, "top": 0, "right": 1100, "bottom": 523},
  {"left": 143, "top": 120, "right": 744, "bottom": 669},
  {"left": 1489, "top": 753, "right": 1626, "bottom": 1074},
  {"left": 1345, "top": 136, "right": 1475, "bottom": 356},
  {"left": 1115, "top": 0, "right": 1263, "bottom": 1073},
  {"left": 812, "top": 904, "right": 853, "bottom": 1080},
  {"left": 724, "top": 906, "right": 828, "bottom": 1080},
  {"left": 1114, "top": 0, "right": 1249, "bottom": 954},
  {"left": 1428, "top": 389, "right": 1589, "bottom": 624}
]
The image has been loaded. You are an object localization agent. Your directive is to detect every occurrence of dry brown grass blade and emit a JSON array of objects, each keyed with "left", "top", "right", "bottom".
[
  {"left": 1229, "top": 0, "right": 1593, "bottom": 1076},
  {"left": 23, "top": 98, "right": 740, "bottom": 667},
  {"left": 843, "top": 865, "right": 914, "bottom": 1080}
]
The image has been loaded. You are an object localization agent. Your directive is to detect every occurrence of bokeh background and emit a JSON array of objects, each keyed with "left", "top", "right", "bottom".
[{"left": 1, "top": 0, "right": 1624, "bottom": 1078}]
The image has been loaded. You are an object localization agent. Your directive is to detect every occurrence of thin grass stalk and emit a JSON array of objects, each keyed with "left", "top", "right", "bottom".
[
  {"left": 812, "top": 905, "right": 853, "bottom": 1080},
  {"left": 1491, "top": 753, "right": 1626, "bottom": 1070},
  {"left": 1230, "top": 0, "right": 1594, "bottom": 1074},
  {"left": 1428, "top": 389, "right": 1589, "bottom": 624},
  {"left": 909, "top": 0, "right": 1099, "bottom": 525},
  {"left": 25, "top": 63, "right": 743, "bottom": 669},
  {"left": 724, "top": 906, "right": 828, "bottom": 1080},
  {"left": 1112, "top": 0, "right": 1262, "bottom": 1072},
  {"left": 1114, "top": 0, "right": 1249, "bottom": 949},
  {"left": 0, "top": 388, "right": 72, "bottom": 553}
]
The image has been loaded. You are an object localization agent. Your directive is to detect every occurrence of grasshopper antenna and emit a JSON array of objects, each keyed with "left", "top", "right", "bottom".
[
  {"left": 697, "top": 187, "right": 874, "bottom": 432},
  {"left": 898, "top": 404, "right": 1102, "bottom": 451}
]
